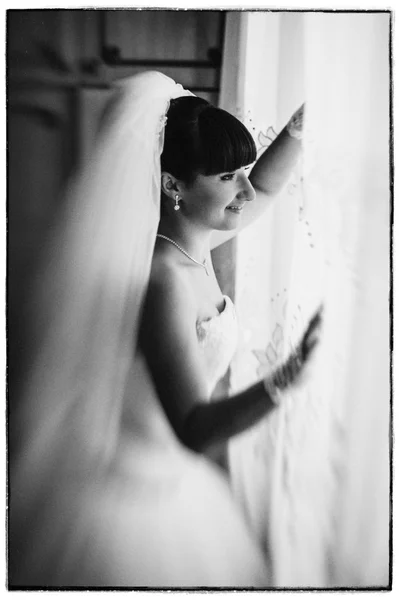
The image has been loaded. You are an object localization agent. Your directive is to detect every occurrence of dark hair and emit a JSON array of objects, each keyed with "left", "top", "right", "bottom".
[{"left": 161, "top": 96, "right": 257, "bottom": 184}]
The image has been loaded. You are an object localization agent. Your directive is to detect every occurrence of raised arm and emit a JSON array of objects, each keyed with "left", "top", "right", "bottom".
[
  {"left": 211, "top": 104, "right": 304, "bottom": 250},
  {"left": 139, "top": 262, "right": 320, "bottom": 454},
  {"left": 249, "top": 113, "right": 303, "bottom": 196}
]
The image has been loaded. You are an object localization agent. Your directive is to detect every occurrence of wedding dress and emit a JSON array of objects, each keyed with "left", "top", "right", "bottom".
[
  {"left": 10, "top": 295, "right": 269, "bottom": 588},
  {"left": 9, "top": 72, "right": 269, "bottom": 588}
]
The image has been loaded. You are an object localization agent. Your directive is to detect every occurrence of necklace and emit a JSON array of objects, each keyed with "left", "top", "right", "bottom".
[{"left": 156, "top": 234, "right": 210, "bottom": 276}]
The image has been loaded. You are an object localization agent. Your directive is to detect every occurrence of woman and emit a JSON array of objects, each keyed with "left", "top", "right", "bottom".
[
  {"left": 9, "top": 71, "right": 320, "bottom": 588},
  {"left": 143, "top": 91, "right": 318, "bottom": 466}
]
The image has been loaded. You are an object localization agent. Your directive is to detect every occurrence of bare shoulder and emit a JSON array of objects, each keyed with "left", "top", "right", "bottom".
[{"left": 144, "top": 248, "right": 197, "bottom": 325}]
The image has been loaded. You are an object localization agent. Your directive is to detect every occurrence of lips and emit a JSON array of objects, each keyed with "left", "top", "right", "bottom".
[{"left": 226, "top": 204, "right": 244, "bottom": 212}]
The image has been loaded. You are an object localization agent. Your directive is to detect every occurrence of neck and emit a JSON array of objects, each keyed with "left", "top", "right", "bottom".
[{"left": 158, "top": 217, "right": 212, "bottom": 261}]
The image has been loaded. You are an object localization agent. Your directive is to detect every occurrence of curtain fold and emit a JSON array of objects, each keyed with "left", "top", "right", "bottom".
[
  {"left": 301, "top": 13, "right": 390, "bottom": 587},
  {"left": 220, "top": 11, "right": 390, "bottom": 588}
]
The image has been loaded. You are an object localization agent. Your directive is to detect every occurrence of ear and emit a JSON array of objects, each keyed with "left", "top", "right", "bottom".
[{"left": 160, "top": 172, "right": 184, "bottom": 199}]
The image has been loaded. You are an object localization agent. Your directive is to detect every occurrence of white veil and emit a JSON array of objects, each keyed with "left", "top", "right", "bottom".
[{"left": 9, "top": 72, "right": 193, "bottom": 581}]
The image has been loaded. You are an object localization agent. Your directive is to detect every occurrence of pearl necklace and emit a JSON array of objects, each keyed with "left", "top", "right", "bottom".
[{"left": 156, "top": 234, "right": 210, "bottom": 276}]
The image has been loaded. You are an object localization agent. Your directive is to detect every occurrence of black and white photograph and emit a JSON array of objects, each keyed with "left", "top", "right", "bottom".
[{"left": 6, "top": 3, "right": 392, "bottom": 591}]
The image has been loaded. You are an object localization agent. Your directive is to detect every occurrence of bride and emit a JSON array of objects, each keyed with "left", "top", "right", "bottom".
[{"left": 9, "top": 71, "right": 321, "bottom": 588}]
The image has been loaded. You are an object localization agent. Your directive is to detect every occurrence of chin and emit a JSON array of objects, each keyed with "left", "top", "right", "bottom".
[
  {"left": 205, "top": 212, "right": 242, "bottom": 232},
  {"left": 224, "top": 211, "right": 244, "bottom": 228},
  {"left": 216, "top": 220, "right": 241, "bottom": 232}
]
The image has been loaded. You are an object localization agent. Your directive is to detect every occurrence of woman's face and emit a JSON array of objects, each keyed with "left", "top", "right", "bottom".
[{"left": 179, "top": 166, "right": 256, "bottom": 231}]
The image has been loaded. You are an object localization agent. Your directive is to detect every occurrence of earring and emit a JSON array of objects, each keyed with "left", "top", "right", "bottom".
[{"left": 174, "top": 194, "right": 180, "bottom": 211}]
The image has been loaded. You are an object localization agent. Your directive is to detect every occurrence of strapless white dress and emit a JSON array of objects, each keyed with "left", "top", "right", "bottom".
[{"left": 14, "top": 297, "right": 269, "bottom": 588}]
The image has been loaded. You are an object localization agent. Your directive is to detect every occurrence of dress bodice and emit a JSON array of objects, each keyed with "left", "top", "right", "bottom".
[
  {"left": 197, "top": 295, "right": 238, "bottom": 396},
  {"left": 121, "top": 295, "right": 238, "bottom": 447}
]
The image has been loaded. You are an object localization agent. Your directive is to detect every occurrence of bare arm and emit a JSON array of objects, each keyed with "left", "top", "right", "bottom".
[
  {"left": 249, "top": 126, "right": 302, "bottom": 196},
  {"left": 140, "top": 261, "right": 320, "bottom": 454}
]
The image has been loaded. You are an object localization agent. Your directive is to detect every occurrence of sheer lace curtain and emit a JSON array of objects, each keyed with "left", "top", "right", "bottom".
[{"left": 219, "top": 11, "right": 390, "bottom": 588}]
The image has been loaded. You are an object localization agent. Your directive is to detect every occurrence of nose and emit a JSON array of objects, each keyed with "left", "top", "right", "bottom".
[{"left": 237, "top": 171, "right": 256, "bottom": 202}]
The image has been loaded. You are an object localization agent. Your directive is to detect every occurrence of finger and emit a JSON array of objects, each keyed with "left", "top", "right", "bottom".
[
  {"left": 305, "top": 337, "right": 319, "bottom": 359},
  {"left": 296, "top": 103, "right": 305, "bottom": 116},
  {"left": 298, "top": 331, "right": 317, "bottom": 360},
  {"left": 305, "top": 327, "right": 320, "bottom": 347},
  {"left": 309, "top": 304, "right": 324, "bottom": 323},
  {"left": 307, "top": 309, "right": 323, "bottom": 332},
  {"left": 303, "top": 313, "right": 323, "bottom": 344},
  {"left": 298, "top": 330, "right": 319, "bottom": 360}
]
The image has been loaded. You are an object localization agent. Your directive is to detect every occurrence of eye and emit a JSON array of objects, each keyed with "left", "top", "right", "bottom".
[{"left": 220, "top": 173, "right": 236, "bottom": 181}]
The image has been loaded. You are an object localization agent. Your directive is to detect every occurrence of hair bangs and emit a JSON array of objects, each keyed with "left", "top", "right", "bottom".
[
  {"left": 161, "top": 97, "right": 257, "bottom": 184},
  {"left": 198, "top": 108, "right": 257, "bottom": 176}
]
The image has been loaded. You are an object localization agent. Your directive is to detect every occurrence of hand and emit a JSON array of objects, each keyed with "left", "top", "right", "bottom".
[
  {"left": 271, "top": 305, "right": 323, "bottom": 392},
  {"left": 287, "top": 103, "right": 305, "bottom": 140}
]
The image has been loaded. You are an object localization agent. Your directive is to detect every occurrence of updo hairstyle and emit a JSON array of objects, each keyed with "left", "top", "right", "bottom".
[{"left": 161, "top": 97, "right": 257, "bottom": 185}]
